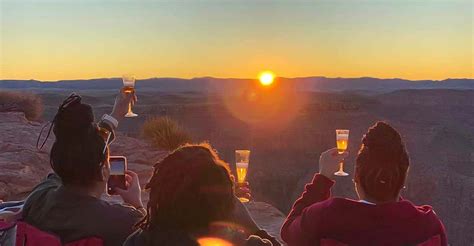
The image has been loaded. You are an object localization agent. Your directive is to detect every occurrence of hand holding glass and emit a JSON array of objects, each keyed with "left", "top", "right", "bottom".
[
  {"left": 334, "top": 129, "right": 349, "bottom": 176},
  {"left": 235, "top": 150, "right": 251, "bottom": 202},
  {"left": 122, "top": 75, "right": 138, "bottom": 117}
]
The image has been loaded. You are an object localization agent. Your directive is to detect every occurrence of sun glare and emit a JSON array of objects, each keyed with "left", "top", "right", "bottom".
[
  {"left": 259, "top": 71, "right": 275, "bottom": 86},
  {"left": 197, "top": 237, "right": 233, "bottom": 246}
]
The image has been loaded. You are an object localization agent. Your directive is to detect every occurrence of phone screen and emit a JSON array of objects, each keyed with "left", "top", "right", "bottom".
[{"left": 107, "top": 156, "right": 127, "bottom": 195}]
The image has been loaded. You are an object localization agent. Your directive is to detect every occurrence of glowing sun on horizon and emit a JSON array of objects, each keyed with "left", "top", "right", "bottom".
[{"left": 259, "top": 71, "right": 275, "bottom": 86}]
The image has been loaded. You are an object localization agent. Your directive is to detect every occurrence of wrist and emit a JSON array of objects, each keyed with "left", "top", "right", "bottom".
[
  {"left": 318, "top": 171, "right": 334, "bottom": 180},
  {"left": 101, "top": 114, "right": 119, "bottom": 128},
  {"left": 130, "top": 199, "right": 143, "bottom": 209},
  {"left": 122, "top": 196, "right": 143, "bottom": 208},
  {"left": 311, "top": 173, "right": 336, "bottom": 192},
  {"left": 110, "top": 112, "right": 121, "bottom": 121},
  {"left": 136, "top": 206, "right": 147, "bottom": 216}
]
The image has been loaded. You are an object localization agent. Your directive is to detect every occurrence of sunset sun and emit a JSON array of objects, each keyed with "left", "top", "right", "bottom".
[{"left": 259, "top": 71, "right": 275, "bottom": 86}]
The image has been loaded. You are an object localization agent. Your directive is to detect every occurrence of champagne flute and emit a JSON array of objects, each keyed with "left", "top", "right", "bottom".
[
  {"left": 334, "top": 129, "right": 349, "bottom": 176},
  {"left": 235, "top": 150, "right": 251, "bottom": 203},
  {"left": 122, "top": 75, "right": 138, "bottom": 118}
]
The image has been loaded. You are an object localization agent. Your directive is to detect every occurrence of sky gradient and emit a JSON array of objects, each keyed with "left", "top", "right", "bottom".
[{"left": 1, "top": 0, "right": 472, "bottom": 81}]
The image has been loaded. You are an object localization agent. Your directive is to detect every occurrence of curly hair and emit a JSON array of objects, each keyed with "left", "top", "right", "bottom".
[
  {"left": 137, "top": 143, "right": 235, "bottom": 235},
  {"left": 355, "top": 122, "right": 410, "bottom": 202}
]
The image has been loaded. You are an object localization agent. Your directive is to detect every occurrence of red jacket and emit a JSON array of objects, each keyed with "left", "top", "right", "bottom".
[{"left": 281, "top": 174, "right": 447, "bottom": 246}]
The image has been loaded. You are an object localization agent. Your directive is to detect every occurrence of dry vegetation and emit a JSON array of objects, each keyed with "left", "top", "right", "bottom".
[
  {"left": 0, "top": 91, "right": 43, "bottom": 121},
  {"left": 142, "top": 116, "right": 191, "bottom": 151}
]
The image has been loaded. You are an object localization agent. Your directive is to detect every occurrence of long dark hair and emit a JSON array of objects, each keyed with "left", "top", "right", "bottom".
[
  {"left": 47, "top": 94, "right": 107, "bottom": 186},
  {"left": 355, "top": 122, "right": 410, "bottom": 202},
  {"left": 137, "top": 144, "right": 235, "bottom": 234}
]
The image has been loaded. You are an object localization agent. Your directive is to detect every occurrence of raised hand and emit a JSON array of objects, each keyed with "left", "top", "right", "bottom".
[
  {"left": 319, "top": 148, "right": 349, "bottom": 178},
  {"left": 115, "top": 170, "right": 143, "bottom": 209},
  {"left": 235, "top": 181, "right": 252, "bottom": 201},
  {"left": 111, "top": 89, "right": 137, "bottom": 120}
]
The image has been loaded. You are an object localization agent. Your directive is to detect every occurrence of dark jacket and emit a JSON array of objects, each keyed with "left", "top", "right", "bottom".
[
  {"left": 22, "top": 174, "right": 144, "bottom": 246},
  {"left": 123, "top": 229, "right": 198, "bottom": 246},
  {"left": 122, "top": 196, "right": 280, "bottom": 246},
  {"left": 281, "top": 174, "right": 447, "bottom": 246}
]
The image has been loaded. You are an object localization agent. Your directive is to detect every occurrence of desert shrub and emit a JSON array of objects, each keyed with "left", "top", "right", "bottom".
[
  {"left": 142, "top": 116, "right": 191, "bottom": 151},
  {"left": 0, "top": 91, "right": 43, "bottom": 121}
]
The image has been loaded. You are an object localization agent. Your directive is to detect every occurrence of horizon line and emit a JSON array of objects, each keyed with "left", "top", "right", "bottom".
[{"left": 1, "top": 76, "right": 473, "bottom": 83}]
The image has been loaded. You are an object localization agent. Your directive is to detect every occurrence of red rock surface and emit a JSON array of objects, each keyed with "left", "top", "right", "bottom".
[
  {"left": 0, "top": 112, "right": 51, "bottom": 200},
  {"left": 109, "top": 132, "right": 167, "bottom": 186},
  {"left": 0, "top": 112, "right": 285, "bottom": 243},
  {"left": 0, "top": 112, "right": 167, "bottom": 200},
  {"left": 245, "top": 201, "right": 285, "bottom": 244}
]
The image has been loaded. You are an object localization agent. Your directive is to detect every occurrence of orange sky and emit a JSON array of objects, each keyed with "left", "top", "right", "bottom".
[{"left": 1, "top": 0, "right": 472, "bottom": 81}]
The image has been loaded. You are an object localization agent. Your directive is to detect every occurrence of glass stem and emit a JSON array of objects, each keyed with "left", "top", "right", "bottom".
[
  {"left": 338, "top": 161, "right": 344, "bottom": 172},
  {"left": 128, "top": 103, "right": 132, "bottom": 113}
]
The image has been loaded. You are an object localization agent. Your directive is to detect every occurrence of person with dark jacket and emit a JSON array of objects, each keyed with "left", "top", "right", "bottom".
[
  {"left": 124, "top": 144, "right": 277, "bottom": 246},
  {"left": 281, "top": 122, "right": 447, "bottom": 246},
  {"left": 23, "top": 91, "right": 145, "bottom": 246}
]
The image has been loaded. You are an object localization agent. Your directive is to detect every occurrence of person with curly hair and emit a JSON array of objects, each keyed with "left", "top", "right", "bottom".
[{"left": 124, "top": 143, "right": 277, "bottom": 246}]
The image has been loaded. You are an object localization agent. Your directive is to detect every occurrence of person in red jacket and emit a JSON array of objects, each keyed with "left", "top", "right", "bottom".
[{"left": 281, "top": 122, "right": 447, "bottom": 246}]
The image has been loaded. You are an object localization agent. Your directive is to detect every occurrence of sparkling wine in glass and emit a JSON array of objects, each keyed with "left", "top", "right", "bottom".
[
  {"left": 334, "top": 129, "right": 349, "bottom": 176},
  {"left": 235, "top": 150, "right": 251, "bottom": 203},
  {"left": 122, "top": 75, "right": 138, "bottom": 118}
]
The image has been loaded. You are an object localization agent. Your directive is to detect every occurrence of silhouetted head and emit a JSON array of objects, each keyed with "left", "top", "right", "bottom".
[
  {"left": 354, "top": 122, "right": 410, "bottom": 203},
  {"left": 49, "top": 94, "right": 108, "bottom": 187},
  {"left": 138, "top": 143, "right": 235, "bottom": 235}
]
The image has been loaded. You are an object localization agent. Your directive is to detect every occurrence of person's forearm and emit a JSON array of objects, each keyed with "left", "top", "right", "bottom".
[
  {"left": 123, "top": 202, "right": 146, "bottom": 216},
  {"left": 288, "top": 173, "right": 334, "bottom": 218},
  {"left": 283, "top": 174, "right": 333, "bottom": 230},
  {"left": 281, "top": 173, "right": 334, "bottom": 244},
  {"left": 98, "top": 114, "right": 118, "bottom": 145},
  {"left": 126, "top": 198, "right": 144, "bottom": 210}
]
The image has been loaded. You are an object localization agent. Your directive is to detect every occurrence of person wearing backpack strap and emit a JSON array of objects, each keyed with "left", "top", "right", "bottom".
[{"left": 23, "top": 90, "right": 145, "bottom": 246}]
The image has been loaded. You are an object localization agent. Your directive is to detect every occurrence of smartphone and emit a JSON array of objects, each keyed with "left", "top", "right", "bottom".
[{"left": 107, "top": 156, "right": 127, "bottom": 195}]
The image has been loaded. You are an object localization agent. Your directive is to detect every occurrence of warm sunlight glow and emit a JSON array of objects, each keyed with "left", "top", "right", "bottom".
[
  {"left": 259, "top": 71, "right": 275, "bottom": 86},
  {"left": 1, "top": 1, "right": 471, "bottom": 80},
  {"left": 197, "top": 237, "right": 233, "bottom": 246}
]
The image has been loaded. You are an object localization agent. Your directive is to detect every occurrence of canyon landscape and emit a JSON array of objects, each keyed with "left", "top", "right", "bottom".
[{"left": 1, "top": 78, "right": 473, "bottom": 245}]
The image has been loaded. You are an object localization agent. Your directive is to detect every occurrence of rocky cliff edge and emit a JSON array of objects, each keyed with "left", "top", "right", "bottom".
[{"left": 0, "top": 112, "right": 285, "bottom": 243}]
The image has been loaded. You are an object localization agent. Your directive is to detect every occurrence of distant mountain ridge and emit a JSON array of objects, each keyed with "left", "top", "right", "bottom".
[{"left": 1, "top": 77, "right": 472, "bottom": 92}]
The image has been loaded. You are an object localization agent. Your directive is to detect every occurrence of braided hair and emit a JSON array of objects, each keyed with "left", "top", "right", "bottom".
[
  {"left": 137, "top": 143, "right": 235, "bottom": 235},
  {"left": 49, "top": 94, "right": 107, "bottom": 186},
  {"left": 355, "top": 122, "right": 409, "bottom": 202}
]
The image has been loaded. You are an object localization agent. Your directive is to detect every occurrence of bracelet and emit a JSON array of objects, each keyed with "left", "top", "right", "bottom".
[{"left": 101, "top": 114, "right": 119, "bottom": 129}]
